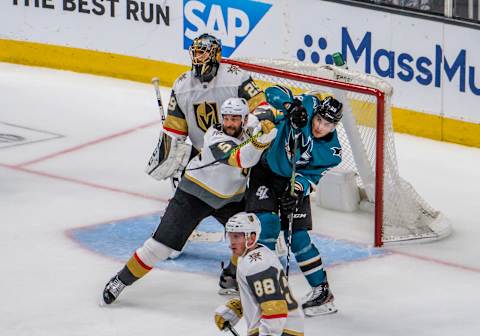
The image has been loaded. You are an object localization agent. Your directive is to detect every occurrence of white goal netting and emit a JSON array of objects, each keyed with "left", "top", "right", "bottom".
[{"left": 227, "top": 58, "right": 451, "bottom": 246}]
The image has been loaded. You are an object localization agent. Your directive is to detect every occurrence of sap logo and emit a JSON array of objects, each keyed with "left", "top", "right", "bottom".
[{"left": 183, "top": 0, "right": 272, "bottom": 57}]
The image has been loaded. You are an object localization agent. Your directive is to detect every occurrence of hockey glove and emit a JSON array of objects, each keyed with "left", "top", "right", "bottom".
[
  {"left": 214, "top": 298, "right": 243, "bottom": 330},
  {"left": 245, "top": 113, "right": 260, "bottom": 134},
  {"left": 286, "top": 99, "right": 308, "bottom": 129},
  {"left": 252, "top": 120, "right": 277, "bottom": 146},
  {"left": 280, "top": 182, "right": 304, "bottom": 214}
]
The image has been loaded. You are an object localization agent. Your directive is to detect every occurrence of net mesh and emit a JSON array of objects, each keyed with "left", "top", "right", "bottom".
[{"left": 230, "top": 58, "right": 451, "bottom": 244}]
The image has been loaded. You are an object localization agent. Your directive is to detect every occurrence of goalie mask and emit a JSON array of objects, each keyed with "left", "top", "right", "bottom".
[
  {"left": 189, "top": 33, "right": 222, "bottom": 83},
  {"left": 226, "top": 212, "right": 261, "bottom": 252}
]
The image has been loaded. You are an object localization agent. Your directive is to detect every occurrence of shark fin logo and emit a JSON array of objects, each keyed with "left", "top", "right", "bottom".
[{"left": 183, "top": 0, "right": 272, "bottom": 57}]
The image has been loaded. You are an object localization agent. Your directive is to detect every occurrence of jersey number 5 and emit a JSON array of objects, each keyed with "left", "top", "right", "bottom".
[{"left": 218, "top": 142, "right": 233, "bottom": 153}]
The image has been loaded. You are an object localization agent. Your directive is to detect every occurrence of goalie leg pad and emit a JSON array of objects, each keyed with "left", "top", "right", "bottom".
[{"left": 257, "top": 212, "right": 281, "bottom": 251}]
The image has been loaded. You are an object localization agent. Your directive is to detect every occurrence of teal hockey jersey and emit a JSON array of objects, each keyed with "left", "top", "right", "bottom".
[{"left": 263, "top": 90, "right": 342, "bottom": 196}]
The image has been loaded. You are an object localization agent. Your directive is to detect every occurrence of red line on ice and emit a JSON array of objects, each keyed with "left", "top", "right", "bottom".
[
  {"left": 16, "top": 120, "right": 159, "bottom": 167},
  {"left": 0, "top": 163, "right": 168, "bottom": 203}
]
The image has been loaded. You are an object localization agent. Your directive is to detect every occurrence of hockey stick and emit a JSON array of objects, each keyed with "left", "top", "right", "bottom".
[
  {"left": 225, "top": 322, "right": 240, "bottom": 336},
  {"left": 149, "top": 77, "right": 181, "bottom": 191},
  {"left": 185, "top": 129, "right": 265, "bottom": 172},
  {"left": 285, "top": 129, "right": 299, "bottom": 278},
  {"left": 151, "top": 77, "right": 166, "bottom": 122}
]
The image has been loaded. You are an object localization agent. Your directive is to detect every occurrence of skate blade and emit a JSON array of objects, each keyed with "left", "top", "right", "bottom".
[
  {"left": 218, "top": 288, "right": 239, "bottom": 296},
  {"left": 99, "top": 295, "right": 108, "bottom": 307},
  {"left": 303, "top": 302, "right": 338, "bottom": 317}
]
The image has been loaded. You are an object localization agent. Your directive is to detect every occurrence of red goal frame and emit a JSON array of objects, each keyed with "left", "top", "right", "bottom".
[{"left": 222, "top": 58, "right": 387, "bottom": 247}]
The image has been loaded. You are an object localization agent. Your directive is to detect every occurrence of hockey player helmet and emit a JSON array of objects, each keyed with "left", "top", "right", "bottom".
[
  {"left": 226, "top": 212, "right": 261, "bottom": 249},
  {"left": 220, "top": 97, "right": 249, "bottom": 124},
  {"left": 314, "top": 96, "right": 343, "bottom": 124},
  {"left": 189, "top": 33, "right": 222, "bottom": 82}
]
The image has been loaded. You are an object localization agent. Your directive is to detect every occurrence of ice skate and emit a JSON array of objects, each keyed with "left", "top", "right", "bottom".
[
  {"left": 101, "top": 275, "right": 126, "bottom": 305},
  {"left": 302, "top": 282, "right": 337, "bottom": 316}
]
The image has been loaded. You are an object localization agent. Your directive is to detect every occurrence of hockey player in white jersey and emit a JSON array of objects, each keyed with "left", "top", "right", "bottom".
[
  {"left": 146, "top": 33, "right": 265, "bottom": 180},
  {"left": 102, "top": 98, "right": 277, "bottom": 305},
  {"left": 145, "top": 33, "right": 265, "bottom": 290},
  {"left": 214, "top": 212, "right": 304, "bottom": 336}
]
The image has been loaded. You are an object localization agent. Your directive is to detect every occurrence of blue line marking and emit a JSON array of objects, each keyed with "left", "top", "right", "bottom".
[{"left": 70, "top": 214, "right": 388, "bottom": 275}]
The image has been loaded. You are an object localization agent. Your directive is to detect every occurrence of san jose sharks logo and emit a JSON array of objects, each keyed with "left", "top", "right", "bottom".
[
  {"left": 285, "top": 129, "right": 313, "bottom": 166},
  {"left": 331, "top": 146, "right": 342, "bottom": 158}
]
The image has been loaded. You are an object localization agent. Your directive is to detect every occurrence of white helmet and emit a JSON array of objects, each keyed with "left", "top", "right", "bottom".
[
  {"left": 226, "top": 212, "right": 261, "bottom": 251},
  {"left": 220, "top": 97, "right": 249, "bottom": 124}
]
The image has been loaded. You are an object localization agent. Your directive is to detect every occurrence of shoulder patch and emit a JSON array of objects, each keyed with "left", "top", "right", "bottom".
[
  {"left": 331, "top": 146, "right": 342, "bottom": 157},
  {"left": 227, "top": 64, "right": 242, "bottom": 75},
  {"left": 248, "top": 250, "right": 263, "bottom": 263}
]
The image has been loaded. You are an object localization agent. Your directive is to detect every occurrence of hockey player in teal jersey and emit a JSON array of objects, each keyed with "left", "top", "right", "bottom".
[{"left": 245, "top": 85, "right": 344, "bottom": 317}]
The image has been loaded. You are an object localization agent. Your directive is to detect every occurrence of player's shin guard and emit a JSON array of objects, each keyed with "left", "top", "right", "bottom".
[
  {"left": 289, "top": 230, "right": 326, "bottom": 287},
  {"left": 125, "top": 237, "right": 172, "bottom": 281},
  {"left": 257, "top": 212, "right": 281, "bottom": 251}
]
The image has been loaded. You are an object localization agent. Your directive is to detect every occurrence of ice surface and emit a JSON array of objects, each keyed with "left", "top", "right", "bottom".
[{"left": 1, "top": 63, "right": 479, "bottom": 336}]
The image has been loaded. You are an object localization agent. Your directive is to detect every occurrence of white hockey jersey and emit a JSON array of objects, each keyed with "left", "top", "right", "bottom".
[
  {"left": 162, "top": 63, "right": 265, "bottom": 151},
  {"left": 179, "top": 123, "right": 272, "bottom": 209},
  {"left": 237, "top": 245, "right": 304, "bottom": 336}
]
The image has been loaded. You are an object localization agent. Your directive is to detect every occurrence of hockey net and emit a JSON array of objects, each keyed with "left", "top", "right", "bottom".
[{"left": 222, "top": 58, "right": 451, "bottom": 246}]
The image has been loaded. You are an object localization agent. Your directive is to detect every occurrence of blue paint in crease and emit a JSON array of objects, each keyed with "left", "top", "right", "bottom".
[{"left": 70, "top": 214, "right": 388, "bottom": 275}]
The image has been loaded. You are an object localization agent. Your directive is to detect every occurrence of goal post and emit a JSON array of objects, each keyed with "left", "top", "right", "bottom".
[{"left": 222, "top": 58, "right": 451, "bottom": 247}]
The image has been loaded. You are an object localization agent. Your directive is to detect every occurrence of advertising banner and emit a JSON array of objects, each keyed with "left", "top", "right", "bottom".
[{"left": 1, "top": 0, "right": 479, "bottom": 124}]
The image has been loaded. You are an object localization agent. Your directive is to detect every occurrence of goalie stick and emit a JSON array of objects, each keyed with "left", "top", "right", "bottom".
[
  {"left": 151, "top": 77, "right": 165, "bottom": 122},
  {"left": 147, "top": 77, "right": 181, "bottom": 190},
  {"left": 225, "top": 322, "right": 240, "bottom": 336}
]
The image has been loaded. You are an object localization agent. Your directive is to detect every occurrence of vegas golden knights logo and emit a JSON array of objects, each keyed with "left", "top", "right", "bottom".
[{"left": 194, "top": 102, "right": 219, "bottom": 132}]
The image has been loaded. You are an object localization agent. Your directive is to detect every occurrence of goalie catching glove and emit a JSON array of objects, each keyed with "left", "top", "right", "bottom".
[
  {"left": 145, "top": 133, "right": 192, "bottom": 181},
  {"left": 214, "top": 298, "right": 243, "bottom": 331}
]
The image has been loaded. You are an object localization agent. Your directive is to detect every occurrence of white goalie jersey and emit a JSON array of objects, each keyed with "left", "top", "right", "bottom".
[
  {"left": 146, "top": 63, "right": 265, "bottom": 182},
  {"left": 162, "top": 63, "right": 265, "bottom": 151},
  {"left": 237, "top": 245, "right": 304, "bottom": 336}
]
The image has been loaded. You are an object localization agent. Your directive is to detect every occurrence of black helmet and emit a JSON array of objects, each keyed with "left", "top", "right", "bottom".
[
  {"left": 189, "top": 33, "right": 222, "bottom": 82},
  {"left": 315, "top": 96, "right": 343, "bottom": 123}
]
